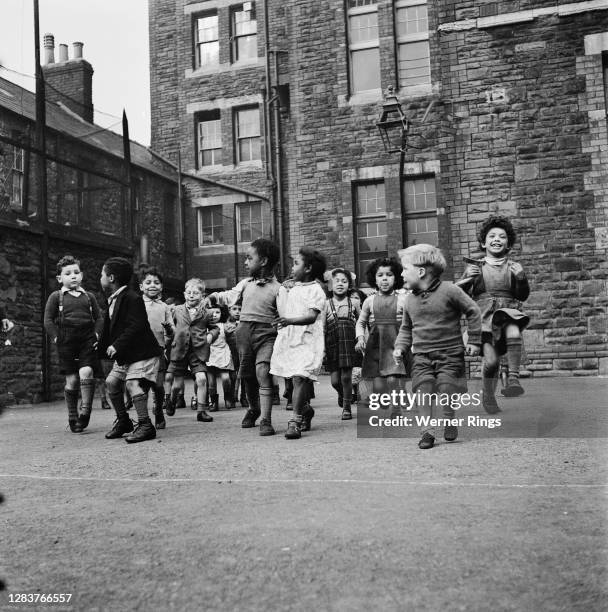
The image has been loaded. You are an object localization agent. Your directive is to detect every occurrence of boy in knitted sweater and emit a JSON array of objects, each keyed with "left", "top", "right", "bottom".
[
  {"left": 44, "top": 255, "right": 104, "bottom": 433},
  {"left": 393, "top": 245, "right": 481, "bottom": 450}
]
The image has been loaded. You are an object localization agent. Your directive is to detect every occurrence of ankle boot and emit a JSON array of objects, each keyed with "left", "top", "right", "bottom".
[
  {"left": 197, "top": 407, "right": 214, "bottom": 422},
  {"left": 208, "top": 393, "right": 219, "bottom": 412},
  {"left": 164, "top": 394, "right": 176, "bottom": 416}
]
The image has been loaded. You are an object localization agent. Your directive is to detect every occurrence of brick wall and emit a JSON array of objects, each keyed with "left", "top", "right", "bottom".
[
  {"left": 438, "top": 5, "right": 608, "bottom": 375},
  {"left": 149, "top": 0, "right": 608, "bottom": 375},
  {"left": 0, "top": 97, "right": 183, "bottom": 402},
  {"left": 43, "top": 59, "right": 94, "bottom": 123}
]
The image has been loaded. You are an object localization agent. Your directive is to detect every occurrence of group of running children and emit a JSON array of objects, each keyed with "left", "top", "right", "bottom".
[{"left": 43, "top": 215, "right": 530, "bottom": 449}]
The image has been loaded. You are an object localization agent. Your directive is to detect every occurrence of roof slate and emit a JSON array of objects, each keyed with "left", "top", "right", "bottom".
[{"left": 0, "top": 75, "right": 176, "bottom": 182}]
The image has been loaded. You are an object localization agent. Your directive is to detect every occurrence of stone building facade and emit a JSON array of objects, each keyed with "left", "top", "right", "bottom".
[
  {"left": 0, "top": 39, "right": 181, "bottom": 403},
  {"left": 149, "top": 0, "right": 608, "bottom": 375}
]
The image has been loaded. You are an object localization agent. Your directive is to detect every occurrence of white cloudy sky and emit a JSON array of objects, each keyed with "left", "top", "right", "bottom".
[{"left": 0, "top": 0, "right": 151, "bottom": 145}]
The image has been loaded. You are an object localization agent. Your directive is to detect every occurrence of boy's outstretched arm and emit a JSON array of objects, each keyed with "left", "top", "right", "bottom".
[{"left": 207, "top": 278, "right": 248, "bottom": 307}]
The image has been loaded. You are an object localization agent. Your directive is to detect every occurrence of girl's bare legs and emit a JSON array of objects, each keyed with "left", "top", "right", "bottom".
[
  {"left": 285, "top": 375, "right": 311, "bottom": 439},
  {"left": 220, "top": 371, "right": 234, "bottom": 409},
  {"left": 340, "top": 368, "right": 354, "bottom": 419}
]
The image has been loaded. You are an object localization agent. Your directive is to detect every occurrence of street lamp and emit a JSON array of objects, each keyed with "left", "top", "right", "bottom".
[
  {"left": 376, "top": 86, "right": 409, "bottom": 246},
  {"left": 376, "top": 86, "right": 409, "bottom": 154}
]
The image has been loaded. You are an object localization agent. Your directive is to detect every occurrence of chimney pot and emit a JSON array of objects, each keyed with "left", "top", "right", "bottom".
[
  {"left": 72, "top": 42, "right": 84, "bottom": 59},
  {"left": 43, "top": 33, "right": 55, "bottom": 64},
  {"left": 42, "top": 39, "right": 94, "bottom": 123}
]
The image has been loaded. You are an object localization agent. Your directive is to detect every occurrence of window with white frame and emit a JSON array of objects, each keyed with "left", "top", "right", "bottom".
[
  {"left": 231, "top": 3, "right": 257, "bottom": 62},
  {"left": 354, "top": 182, "right": 388, "bottom": 282},
  {"left": 11, "top": 146, "right": 24, "bottom": 209},
  {"left": 198, "top": 206, "right": 224, "bottom": 246},
  {"left": 404, "top": 177, "right": 437, "bottom": 245},
  {"left": 194, "top": 12, "right": 219, "bottom": 68},
  {"left": 235, "top": 107, "right": 261, "bottom": 163},
  {"left": 197, "top": 111, "right": 222, "bottom": 168},
  {"left": 237, "top": 201, "right": 269, "bottom": 242},
  {"left": 347, "top": 0, "right": 381, "bottom": 94},
  {"left": 395, "top": 0, "right": 431, "bottom": 87}
]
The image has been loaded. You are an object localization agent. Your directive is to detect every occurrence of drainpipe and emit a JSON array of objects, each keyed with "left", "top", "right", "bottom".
[
  {"left": 272, "top": 52, "right": 285, "bottom": 279},
  {"left": 35, "top": 1, "right": 51, "bottom": 402},
  {"left": 263, "top": 0, "right": 285, "bottom": 278},
  {"left": 177, "top": 150, "right": 187, "bottom": 282}
]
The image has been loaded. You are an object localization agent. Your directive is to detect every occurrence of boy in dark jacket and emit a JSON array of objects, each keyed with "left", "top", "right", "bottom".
[{"left": 99, "top": 257, "right": 162, "bottom": 443}]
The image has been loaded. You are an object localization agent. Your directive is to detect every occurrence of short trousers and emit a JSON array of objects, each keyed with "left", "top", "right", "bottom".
[
  {"left": 167, "top": 351, "right": 208, "bottom": 377},
  {"left": 411, "top": 350, "right": 466, "bottom": 393},
  {"left": 107, "top": 356, "right": 160, "bottom": 387},
  {"left": 56, "top": 326, "right": 99, "bottom": 375},
  {"left": 235, "top": 321, "right": 277, "bottom": 379}
]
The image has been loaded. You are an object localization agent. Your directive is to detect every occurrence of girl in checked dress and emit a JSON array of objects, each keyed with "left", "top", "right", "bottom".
[{"left": 324, "top": 268, "right": 361, "bottom": 420}]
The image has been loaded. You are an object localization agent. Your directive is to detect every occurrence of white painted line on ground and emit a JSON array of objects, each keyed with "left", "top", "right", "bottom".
[{"left": 0, "top": 473, "right": 605, "bottom": 488}]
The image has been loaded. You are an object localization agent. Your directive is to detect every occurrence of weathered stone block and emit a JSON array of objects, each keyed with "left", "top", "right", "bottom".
[
  {"left": 554, "top": 258, "right": 581, "bottom": 272},
  {"left": 589, "top": 316, "right": 608, "bottom": 334}
]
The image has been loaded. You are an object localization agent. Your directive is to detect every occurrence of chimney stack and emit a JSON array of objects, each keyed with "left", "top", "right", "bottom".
[
  {"left": 43, "top": 33, "right": 55, "bottom": 64},
  {"left": 41, "top": 34, "right": 94, "bottom": 123}
]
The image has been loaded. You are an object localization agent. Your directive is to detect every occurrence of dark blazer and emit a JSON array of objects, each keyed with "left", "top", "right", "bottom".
[
  {"left": 98, "top": 288, "right": 162, "bottom": 366},
  {"left": 171, "top": 304, "right": 219, "bottom": 363}
]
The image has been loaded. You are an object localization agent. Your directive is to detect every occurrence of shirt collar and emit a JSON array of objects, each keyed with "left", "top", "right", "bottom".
[
  {"left": 143, "top": 295, "right": 162, "bottom": 303},
  {"left": 412, "top": 277, "right": 441, "bottom": 297},
  {"left": 249, "top": 275, "right": 276, "bottom": 286},
  {"left": 108, "top": 286, "right": 127, "bottom": 303},
  {"left": 61, "top": 286, "right": 85, "bottom": 294}
]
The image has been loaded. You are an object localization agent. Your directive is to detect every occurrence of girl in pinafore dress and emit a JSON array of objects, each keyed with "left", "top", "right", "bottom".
[
  {"left": 325, "top": 268, "right": 361, "bottom": 420},
  {"left": 270, "top": 247, "right": 327, "bottom": 440},
  {"left": 206, "top": 302, "right": 236, "bottom": 411},
  {"left": 461, "top": 215, "right": 530, "bottom": 413},
  {"left": 355, "top": 258, "right": 408, "bottom": 395}
]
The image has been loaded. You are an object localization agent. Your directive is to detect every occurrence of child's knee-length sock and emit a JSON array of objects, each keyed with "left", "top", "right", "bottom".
[
  {"left": 259, "top": 387, "right": 273, "bottom": 420},
  {"left": 482, "top": 361, "right": 499, "bottom": 395},
  {"left": 506, "top": 338, "right": 522, "bottom": 378},
  {"left": 65, "top": 388, "right": 79, "bottom": 421},
  {"left": 80, "top": 379, "right": 95, "bottom": 413},
  {"left": 245, "top": 378, "right": 260, "bottom": 409},
  {"left": 108, "top": 390, "right": 129, "bottom": 421},
  {"left": 131, "top": 392, "right": 150, "bottom": 423},
  {"left": 154, "top": 386, "right": 165, "bottom": 412}
]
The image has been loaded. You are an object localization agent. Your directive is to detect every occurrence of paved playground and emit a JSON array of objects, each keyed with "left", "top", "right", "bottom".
[{"left": 0, "top": 377, "right": 606, "bottom": 611}]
